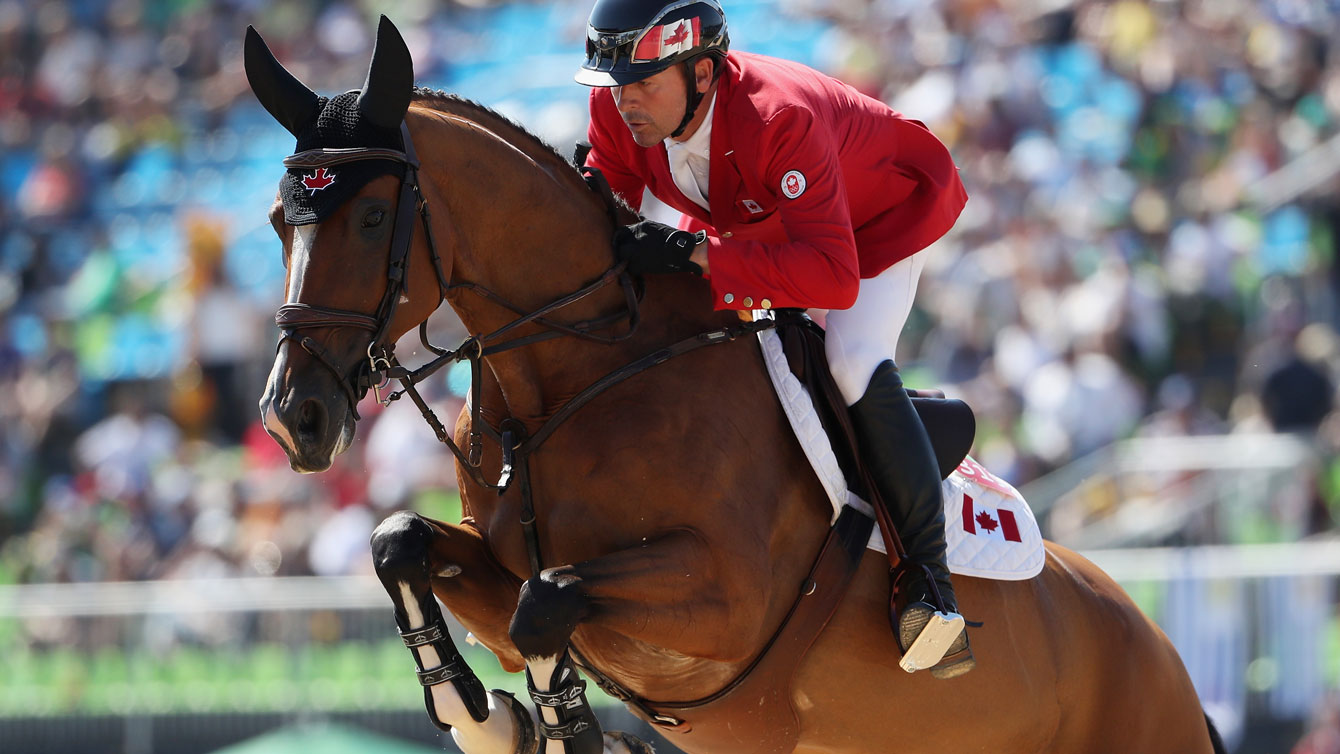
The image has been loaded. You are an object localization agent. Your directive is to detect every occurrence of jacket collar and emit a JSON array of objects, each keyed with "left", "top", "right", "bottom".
[
  {"left": 705, "top": 56, "right": 743, "bottom": 228},
  {"left": 647, "top": 55, "right": 744, "bottom": 227}
]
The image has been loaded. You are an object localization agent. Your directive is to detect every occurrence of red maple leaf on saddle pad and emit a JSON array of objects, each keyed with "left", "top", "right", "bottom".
[
  {"left": 301, "top": 168, "right": 336, "bottom": 194},
  {"left": 954, "top": 456, "right": 1024, "bottom": 543},
  {"left": 963, "top": 493, "right": 1021, "bottom": 542}
]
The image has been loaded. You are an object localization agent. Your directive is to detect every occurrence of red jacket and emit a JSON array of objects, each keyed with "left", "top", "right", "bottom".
[{"left": 586, "top": 51, "right": 968, "bottom": 311}]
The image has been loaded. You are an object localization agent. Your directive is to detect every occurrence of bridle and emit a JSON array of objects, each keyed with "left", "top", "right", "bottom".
[
  {"left": 274, "top": 120, "right": 643, "bottom": 482},
  {"left": 273, "top": 112, "right": 774, "bottom": 513},
  {"left": 272, "top": 113, "right": 782, "bottom": 727},
  {"left": 275, "top": 125, "right": 444, "bottom": 420}
]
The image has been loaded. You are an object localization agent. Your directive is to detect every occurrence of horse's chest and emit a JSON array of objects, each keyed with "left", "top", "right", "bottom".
[{"left": 478, "top": 488, "right": 629, "bottom": 578}]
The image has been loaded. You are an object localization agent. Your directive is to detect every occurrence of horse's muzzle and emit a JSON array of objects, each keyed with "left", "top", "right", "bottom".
[{"left": 260, "top": 360, "right": 355, "bottom": 473}]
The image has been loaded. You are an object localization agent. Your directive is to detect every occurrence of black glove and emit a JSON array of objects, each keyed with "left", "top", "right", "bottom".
[{"left": 614, "top": 220, "right": 706, "bottom": 275}]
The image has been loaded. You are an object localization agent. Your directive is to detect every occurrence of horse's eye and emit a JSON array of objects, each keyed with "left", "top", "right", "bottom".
[{"left": 362, "top": 209, "right": 386, "bottom": 228}]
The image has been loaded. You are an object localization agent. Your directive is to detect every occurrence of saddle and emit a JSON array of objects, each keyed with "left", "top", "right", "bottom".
[{"left": 775, "top": 310, "right": 976, "bottom": 489}]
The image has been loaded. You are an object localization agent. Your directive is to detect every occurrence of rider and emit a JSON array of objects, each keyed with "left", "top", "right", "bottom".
[{"left": 575, "top": 0, "right": 974, "bottom": 677}]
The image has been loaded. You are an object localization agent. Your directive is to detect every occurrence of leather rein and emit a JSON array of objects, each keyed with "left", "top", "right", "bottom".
[
  {"left": 275, "top": 118, "right": 903, "bottom": 730},
  {"left": 278, "top": 122, "right": 652, "bottom": 481},
  {"left": 275, "top": 116, "right": 773, "bottom": 536}
]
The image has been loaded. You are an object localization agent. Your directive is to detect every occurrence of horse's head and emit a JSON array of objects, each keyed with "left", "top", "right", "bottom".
[{"left": 247, "top": 18, "right": 447, "bottom": 472}]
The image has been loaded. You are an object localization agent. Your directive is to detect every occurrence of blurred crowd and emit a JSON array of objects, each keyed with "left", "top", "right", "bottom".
[
  {"left": 800, "top": 0, "right": 1340, "bottom": 541},
  {"left": 0, "top": 0, "right": 493, "bottom": 587},
  {"left": 1, "top": 0, "right": 1338, "bottom": 747},
  {"left": 1, "top": 0, "right": 1339, "bottom": 586}
]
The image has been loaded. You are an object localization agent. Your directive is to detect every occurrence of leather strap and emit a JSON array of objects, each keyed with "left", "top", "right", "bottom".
[
  {"left": 538, "top": 718, "right": 595, "bottom": 740},
  {"left": 417, "top": 660, "right": 471, "bottom": 687},
  {"left": 577, "top": 506, "right": 873, "bottom": 753},
  {"left": 400, "top": 623, "right": 445, "bottom": 647},
  {"left": 529, "top": 682, "right": 587, "bottom": 710}
]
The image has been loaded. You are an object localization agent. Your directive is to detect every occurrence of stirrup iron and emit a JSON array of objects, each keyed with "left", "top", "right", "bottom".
[{"left": 898, "top": 606, "right": 966, "bottom": 673}]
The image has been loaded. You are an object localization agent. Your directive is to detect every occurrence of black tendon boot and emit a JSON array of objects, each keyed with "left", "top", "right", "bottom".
[
  {"left": 528, "top": 651, "right": 604, "bottom": 754},
  {"left": 850, "top": 360, "right": 975, "bottom": 679}
]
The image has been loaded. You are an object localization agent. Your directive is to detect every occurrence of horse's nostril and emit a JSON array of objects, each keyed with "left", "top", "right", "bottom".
[{"left": 296, "top": 398, "right": 327, "bottom": 442}]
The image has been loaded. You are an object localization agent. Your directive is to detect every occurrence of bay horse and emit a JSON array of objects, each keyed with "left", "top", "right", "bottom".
[{"left": 248, "top": 17, "right": 1225, "bottom": 754}]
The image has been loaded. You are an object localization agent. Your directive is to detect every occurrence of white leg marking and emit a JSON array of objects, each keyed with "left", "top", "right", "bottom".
[
  {"left": 398, "top": 583, "right": 462, "bottom": 720},
  {"left": 528, "top": 654, "right": 638, "bottom": 754},
  {"left": 397, "top": 581, "right": 514, "bottom": 752},
  {"left": 393, "top": 581, "right": 495, "bottom": 744},
  {"left": 528, "top": 655, "right": 571, "bottom": 754}
]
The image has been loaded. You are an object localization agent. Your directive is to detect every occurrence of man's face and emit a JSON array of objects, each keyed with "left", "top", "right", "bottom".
[{"left": 611, "top": 66, "right": 688, "bottom": 147}]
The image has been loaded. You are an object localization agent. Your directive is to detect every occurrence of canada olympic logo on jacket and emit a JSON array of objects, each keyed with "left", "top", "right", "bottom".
[{"left": 781, "top": 170, "right": 806, "bottom": 199}]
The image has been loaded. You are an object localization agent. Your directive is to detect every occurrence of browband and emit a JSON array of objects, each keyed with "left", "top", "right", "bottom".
[{"left": 282, "top": 146, "right": 414, "bottom": 170}]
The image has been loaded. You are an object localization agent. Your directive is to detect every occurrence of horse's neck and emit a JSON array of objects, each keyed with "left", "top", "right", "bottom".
[
  {"left": 413, "top": 104, "right": 720, "bottom": 421},
  {"left": 459, "top": 273, "right": 726, "bottom": 426}
]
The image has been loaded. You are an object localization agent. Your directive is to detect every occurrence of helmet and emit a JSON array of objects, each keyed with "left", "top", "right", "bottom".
[{"left": 576, "top": 0, "right": 729, "bottom": 87}]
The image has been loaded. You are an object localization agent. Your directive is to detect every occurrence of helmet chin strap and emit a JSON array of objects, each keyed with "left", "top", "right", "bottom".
[{"left": 670, "top": 60, "right": 704, "bottom": 140}]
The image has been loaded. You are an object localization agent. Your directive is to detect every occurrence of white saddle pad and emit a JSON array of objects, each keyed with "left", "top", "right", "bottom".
[{"left": 758, "top": 326, "right": 1044, "bottom": 581}]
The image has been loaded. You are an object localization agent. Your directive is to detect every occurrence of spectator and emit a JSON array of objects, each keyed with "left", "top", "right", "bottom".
[{"left": 0, "top": 0, "right": 1335, "bottom": 587}]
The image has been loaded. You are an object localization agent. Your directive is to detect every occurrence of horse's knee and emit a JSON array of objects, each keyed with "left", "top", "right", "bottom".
[
  {"left": 371, "top": 511, "right": 434, "bottom": 588},
  {"left": 509, "top": 566, "right": 590, "bottom": 659}
]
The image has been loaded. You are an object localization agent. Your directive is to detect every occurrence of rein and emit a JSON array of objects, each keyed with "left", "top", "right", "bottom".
[
  {"left": 273, "top": 121, "right": 644, "bottom": 481},
  {"left": 275, "top": 123, "right": 444, "bottom": 422},
  {"left": 274, "top": 114, "right": 782, "bottom": 725},
  {"left": 273, "top": 116, "right": 776, "bottom": 503}
]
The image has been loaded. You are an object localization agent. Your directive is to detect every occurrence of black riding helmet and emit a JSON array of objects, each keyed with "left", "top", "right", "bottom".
[{"left": 576, "top": 0, "right": 729, "bottom": 137}]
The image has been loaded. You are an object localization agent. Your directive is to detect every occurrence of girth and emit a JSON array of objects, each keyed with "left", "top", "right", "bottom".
[{"left": 578, "top": 507, "right": 873, "bottom": 753}]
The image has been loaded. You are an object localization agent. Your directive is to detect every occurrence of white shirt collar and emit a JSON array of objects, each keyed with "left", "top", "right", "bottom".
[{"left": 665, "top": 90, "right": 715, "bottom": 159}]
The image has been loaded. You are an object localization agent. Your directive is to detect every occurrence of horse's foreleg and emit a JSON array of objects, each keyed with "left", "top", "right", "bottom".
[
  {"left": 505, "top": 567, "right": 603, "bottom": 754},
  {"left": 510, "top": 529, "right": 743, "bottom": 754},
  {"left": 372, "top": 511, "right": 538, "bottom": 754}
]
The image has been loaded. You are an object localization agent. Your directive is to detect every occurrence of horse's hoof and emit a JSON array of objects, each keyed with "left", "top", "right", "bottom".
[{"left": 605, "top": 731, "right": 655, "bottom": 754}]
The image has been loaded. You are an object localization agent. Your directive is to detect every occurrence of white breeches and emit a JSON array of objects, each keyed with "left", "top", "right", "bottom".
[{"left": 823, "top": 252, "right": 927, "bottom": 406}]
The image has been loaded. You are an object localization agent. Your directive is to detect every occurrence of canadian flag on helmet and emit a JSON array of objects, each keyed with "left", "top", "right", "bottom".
[{"left": 634, "top": 17, "right": 701, "bottom": 61}]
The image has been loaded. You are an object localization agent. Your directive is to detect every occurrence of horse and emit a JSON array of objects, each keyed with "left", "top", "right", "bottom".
[{"left": 248, "top": 16, "right": 1226, "bottom": 754}]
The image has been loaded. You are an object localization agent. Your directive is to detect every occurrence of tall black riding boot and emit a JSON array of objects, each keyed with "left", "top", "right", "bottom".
[{"left": 850, "top": 360, "right": 975, "bottom": 679}]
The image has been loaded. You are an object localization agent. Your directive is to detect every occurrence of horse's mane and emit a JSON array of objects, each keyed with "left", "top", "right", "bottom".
[
  {"left": 410, "top": 88, "right": 590, "bottom": 193},
  {"left": 409, "top": 87, "right": 639, "bottom": 239}
]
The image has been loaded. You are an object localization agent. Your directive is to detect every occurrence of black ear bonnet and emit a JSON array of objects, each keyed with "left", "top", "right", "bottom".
[
  {"left": 246, "top": 16, "right": 414, "bottom": 225},
  {"left": 279, "top": 91, "right": 406, "bottom": 225}
]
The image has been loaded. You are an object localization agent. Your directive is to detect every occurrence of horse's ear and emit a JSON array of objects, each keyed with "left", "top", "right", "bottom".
[
  {"left": 244, "top": 26, "right": 320, "bottom": 137},
  {"left": 358, "top": 15, "right": 414, "bottom": 130}
]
